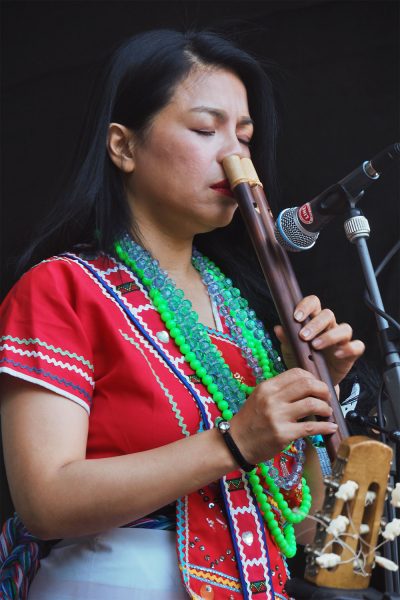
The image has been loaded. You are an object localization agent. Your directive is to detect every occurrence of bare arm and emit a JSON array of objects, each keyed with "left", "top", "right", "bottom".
[
  {"left": 1, "top": 368, "right": 336, "bottom": 541},
  {"left": 1, "top": 375, "right": 237, "bottom": 539}
]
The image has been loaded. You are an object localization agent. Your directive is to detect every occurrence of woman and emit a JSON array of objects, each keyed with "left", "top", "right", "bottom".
[{"left": 0, "top": 30, "right": 364, "bottom": 599}]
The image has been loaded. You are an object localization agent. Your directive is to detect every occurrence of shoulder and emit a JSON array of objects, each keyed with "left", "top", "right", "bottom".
[
  {"left": 2, "top": 252, "right": 120, "bottom": 306},
  {"left": 24, "top": 251, "right": 118, "bottom": 285},
  {"left": 0, "top": 252, "right": 115, "bottom": 412}
]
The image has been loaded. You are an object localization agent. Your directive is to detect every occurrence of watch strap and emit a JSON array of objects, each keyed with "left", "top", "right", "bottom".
[{"left": 215, "top": 418, "right": 256, "bottom": 472}]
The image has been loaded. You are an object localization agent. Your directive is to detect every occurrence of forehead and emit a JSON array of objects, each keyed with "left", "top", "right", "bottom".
[{"left": 168, "top": 67, "right": 250, "bottom": 116}]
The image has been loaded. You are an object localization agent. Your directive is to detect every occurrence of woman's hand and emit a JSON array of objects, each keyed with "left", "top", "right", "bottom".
[
  {"left": 274, "top": 295, "right": 365, "bottom": 386},
  {"left": 230, "top": 368, "right": 337, "bottom": 465}
]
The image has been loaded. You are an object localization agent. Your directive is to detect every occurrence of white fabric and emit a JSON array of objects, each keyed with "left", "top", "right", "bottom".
[{"left": 28, "top": 528, "right": 188, "bottom": 599}]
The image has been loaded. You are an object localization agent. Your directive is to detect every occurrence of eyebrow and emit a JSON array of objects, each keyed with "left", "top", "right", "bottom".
[{"left": 189, "top": 106, "right": 254, "bottom": 127}]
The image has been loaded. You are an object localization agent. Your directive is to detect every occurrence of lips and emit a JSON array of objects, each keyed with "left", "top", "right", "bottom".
[{"left": 210, "top": 179, "right": 234, "bottom": 198}]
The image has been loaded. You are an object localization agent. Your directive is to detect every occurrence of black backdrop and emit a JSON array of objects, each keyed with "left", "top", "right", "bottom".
[{"left": 2, "top": 0, "right": 399, "bottom": 365}]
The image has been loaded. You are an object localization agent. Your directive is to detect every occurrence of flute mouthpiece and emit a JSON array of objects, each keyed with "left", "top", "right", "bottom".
[{"left": 222, "top": 155, "right": 248, "bottom": 188}]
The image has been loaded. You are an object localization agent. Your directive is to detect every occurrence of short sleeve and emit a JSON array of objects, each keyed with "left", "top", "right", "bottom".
[{"left": 0, "top": 258, "right": 94, "bottom": 413}]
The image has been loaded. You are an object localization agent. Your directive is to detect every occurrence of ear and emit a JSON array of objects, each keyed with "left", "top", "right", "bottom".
[{"left": 107, "top": 123, "right": 135, "bottom": 173}]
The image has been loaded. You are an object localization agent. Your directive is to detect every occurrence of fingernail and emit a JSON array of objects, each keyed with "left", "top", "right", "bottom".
[
  {"left": 294, "top": 311, "right": 304, "bottom": 321},
  {"left": 334, "top": 349, "right": 344, "bottom": 358},
  {"left": 301, "top": 327, "right": 311, "bottom": 339},
  {"left": 312, "top": 338, "right": 322, "bottom": 348},
  {"left": 329, "top": 423, "right": 338, "bottom": 430}
]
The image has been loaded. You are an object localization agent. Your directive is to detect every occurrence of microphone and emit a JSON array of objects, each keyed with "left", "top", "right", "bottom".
[{"left": 275, "top": 143, "right": 400, "bottom": 252}]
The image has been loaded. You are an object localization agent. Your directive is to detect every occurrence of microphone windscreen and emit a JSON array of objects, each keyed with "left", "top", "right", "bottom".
[{"left": 274, "top": 207, "right": 319, "bottom": 252}]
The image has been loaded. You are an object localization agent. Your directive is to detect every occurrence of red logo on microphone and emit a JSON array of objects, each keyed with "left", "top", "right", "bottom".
[{"left": 298, "top": 203, "right": 313, "bottom": 225}]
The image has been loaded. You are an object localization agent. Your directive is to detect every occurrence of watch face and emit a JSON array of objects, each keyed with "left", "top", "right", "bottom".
[{"left": 219, "top": 421, "right": 230, "bottom": 433}]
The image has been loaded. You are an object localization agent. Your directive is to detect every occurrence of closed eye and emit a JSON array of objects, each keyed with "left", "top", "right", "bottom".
[
  {"left": 193, "top": 130, "right": 215, "bottom": 136},
  {"left": 193, "top": 130, "right": 251, "bottom": 146}
]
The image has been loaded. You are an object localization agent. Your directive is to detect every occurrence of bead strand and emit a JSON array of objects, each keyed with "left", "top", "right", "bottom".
[{"left": 115, "top": 236, "right": 312, "bottom": 557}]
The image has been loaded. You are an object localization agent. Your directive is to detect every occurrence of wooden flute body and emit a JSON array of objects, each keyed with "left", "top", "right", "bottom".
[{"left": 222, "top": 155, "right": 348, "bottom": 460}]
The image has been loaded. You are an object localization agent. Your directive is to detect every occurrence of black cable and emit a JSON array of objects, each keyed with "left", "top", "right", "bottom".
[
  {"left": 363, "top": 295, "right": 400, "bottom": 333},
  {"left": 377, "top": 383, "right": 386, "bottom": 434},
  {"left": 374, "top": 240, "right": 400, "bottom": 278}
]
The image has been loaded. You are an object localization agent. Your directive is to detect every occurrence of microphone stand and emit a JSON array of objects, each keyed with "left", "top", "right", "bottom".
[{"left": 343, "top": 200, "right": 400, "bottom": 596}]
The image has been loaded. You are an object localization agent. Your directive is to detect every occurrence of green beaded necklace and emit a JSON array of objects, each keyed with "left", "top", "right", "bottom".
[{"left": 114, "top": 237, "right": 311, "bottom": 558}]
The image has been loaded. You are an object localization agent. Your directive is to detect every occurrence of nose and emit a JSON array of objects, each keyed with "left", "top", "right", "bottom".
[{"left": 217, "top": 132, "right": 250, "bottom": 164}]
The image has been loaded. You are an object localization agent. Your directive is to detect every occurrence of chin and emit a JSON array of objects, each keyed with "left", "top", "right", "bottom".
[
  {"left": 200, "top": 211, "right": 237, "bottom": 234},
  {"left": 189, "top": 203, "right": 238, "bottom": 235},
  {"left": 216, "top": 206, "right": 238, "bottom": 227}
]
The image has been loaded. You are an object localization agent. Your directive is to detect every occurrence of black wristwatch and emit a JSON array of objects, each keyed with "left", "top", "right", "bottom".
[{"left": 215, "top": 418, "right": 256, "bottom": 472}]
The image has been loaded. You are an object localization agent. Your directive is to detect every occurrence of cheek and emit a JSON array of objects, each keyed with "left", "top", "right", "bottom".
[
  {"left": 155, "top": 148, "right": 207, "bottom": 190},
  {"left": 175, "top": 143, "right": 210, "bottom": 180}
]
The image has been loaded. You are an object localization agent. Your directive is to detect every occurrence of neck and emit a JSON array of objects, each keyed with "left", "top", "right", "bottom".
[{"left": 131, "top": 221, "right": 195, "bottom": 282}]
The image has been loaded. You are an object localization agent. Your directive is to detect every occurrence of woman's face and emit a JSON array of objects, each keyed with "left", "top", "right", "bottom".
[{"left": 127, "top": 67, "right": 254, "bottom": 239}]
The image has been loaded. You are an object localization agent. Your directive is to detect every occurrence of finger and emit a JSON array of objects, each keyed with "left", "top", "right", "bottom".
[
  {"left": 333, "top": 339, "right": 365, "bottom": 359},
  {"left": 264, "top": 371, "right": 331, "bottom": 403},
  {"left": 293, "top": 295, "right": 321, "bottom": 322},
  {"left": 274, "top": 325, "right": 288, "bottom": 344},
  {"left": 291, "top": 419, "right": 338, "bottom": 439},
  {"left": 262, "top": 367, "right": 315, "bottom": 389},
  {"left": 290, "top": 396, "right": 334, "bottom": 421},
  {"left": 299, "top": 308, "right": 337, "bottom": 341},
  {"left": 274, "top": 326, "right": 296, "bottom": 360},
  {"left": 310, "top": 322, "right": 352, "bottom": 349},
  {"left": 273, "top": 325, "right": 287, "bottom": 345}
]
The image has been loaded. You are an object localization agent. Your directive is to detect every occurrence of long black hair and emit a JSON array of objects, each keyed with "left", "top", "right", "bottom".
[{"left": 19, "top": 29, "right": 281, "bottom": 326}]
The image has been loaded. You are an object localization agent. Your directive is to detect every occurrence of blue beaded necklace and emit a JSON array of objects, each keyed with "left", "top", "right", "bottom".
[{"left": 114, "top": 234, "right": 311, "bottom": 557}]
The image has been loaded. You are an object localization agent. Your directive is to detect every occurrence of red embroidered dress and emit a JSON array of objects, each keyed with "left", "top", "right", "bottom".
[{"left": 0, "top": 253, "right": 304, "bottom": 600}]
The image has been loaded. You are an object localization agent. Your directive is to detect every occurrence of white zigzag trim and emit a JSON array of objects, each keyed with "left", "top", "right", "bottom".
[
  {"left": 119, "top": 294, "right": 189, "bottom": 371},
  {"left": 230, "top": 505, "right": 253, "bottom": 516},
  {"left": 0, "top": 344, "right": 95, "bottom": 387},
  {"left": 99, "top": 264, "right": 120, "bottom": 276},
  {"left": 223, "top": 473, "right": 273, "bottom": 600},
  {"left": 134, "top": 303, "right": 153, "bottom": 314},
  {"left": 244, "top": 557, "right": 265, "bottom": 568},
  {"left": 222, "top": 476, "right": 249, "bottom": 587},
  {"left": 187, "top": 384, "right": 214, "bottom": 425},
  {"left": 241, "top": 476, "right": 273, "bottom": 598},
  {"left": 40, "top": 256, "right": 70, "bottom": 266},
  {"left": 119, "top": 329, "right": 189, "bottom": 437}
]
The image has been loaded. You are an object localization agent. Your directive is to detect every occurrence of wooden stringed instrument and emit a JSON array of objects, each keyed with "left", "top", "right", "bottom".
[{"left": 222, "top": 155, "right": 394, "bottom": 590}]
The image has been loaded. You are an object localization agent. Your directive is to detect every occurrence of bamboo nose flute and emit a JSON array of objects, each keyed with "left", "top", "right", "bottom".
[{"left": 222, "top": 155, "right": 349, "bottom": 461}]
